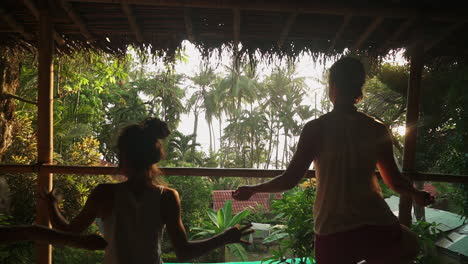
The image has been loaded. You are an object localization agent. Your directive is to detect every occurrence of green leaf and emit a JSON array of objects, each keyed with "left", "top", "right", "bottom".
[
  {"left": 227, "top": 243, "right": 248, "bottom": 261},
  {"left": 217, "top": 209, "right": 225, "bottom": 229},
  {"left": 228, "top": 209, "right": 250, "bottom": 227},
  {"left": 207, "top": 209, "right": 219, "bottom": 228},
  {"left": 263, "top": 232, "right": 288, "bottom": 244},
  {"left": 223, "top": 199, "right": 233, "bottom": 225}
]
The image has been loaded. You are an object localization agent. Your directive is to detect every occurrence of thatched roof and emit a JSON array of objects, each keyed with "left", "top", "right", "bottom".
[{"left": 1, "top": 0, "right": 468, "bottom": 61}]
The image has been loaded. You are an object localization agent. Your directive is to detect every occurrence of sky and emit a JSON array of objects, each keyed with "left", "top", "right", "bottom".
[{"left": 149, "top": 41, "right": 407, "bottom": 153}]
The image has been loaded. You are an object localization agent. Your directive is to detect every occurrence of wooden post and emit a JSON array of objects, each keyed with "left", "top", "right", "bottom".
[
  {"left": 399, "top": 39, "right": 424, "bottom": 227},
  {"left": 36, "top": 3, "right": 54, "bottom": 264}
]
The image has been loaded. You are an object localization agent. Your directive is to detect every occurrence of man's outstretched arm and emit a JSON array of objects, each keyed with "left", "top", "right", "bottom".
[{"left": 232, "top": 120, "right": 319, "bottom": 200}]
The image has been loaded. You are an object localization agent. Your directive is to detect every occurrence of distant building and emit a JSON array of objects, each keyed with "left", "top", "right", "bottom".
[{"left": 212, "top": 190, "right": 282, "bottom": 214}]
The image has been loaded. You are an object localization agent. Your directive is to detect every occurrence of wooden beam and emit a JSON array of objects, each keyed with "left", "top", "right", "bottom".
[
  {"left": 233, "top": 8, "right": 240, "bottom": 47},
  {"left": 328, "top": 14, "right": 351, "bottom": 52},
  {"left": 0, "top": 7, "right": 33, "bottom": 40},
  {"left": 68, "top": 0, "right": 466, "bottom": 21},
  {"left": 121, "top": 1, "right": 143, "bottom": 42},
  {"left": 399, "top": 39, "right": 424, "bottom": 227},
  {"left": 1, "top": 165, "right": 468, "bottom": 183},
  {"left": 352, "top": 16, "right": 384, "bottom": 51},
  {"left": 59, "top": 0, "right": 94, "bottom": 42},
  {"left": 36, "top": 3, "right": 54, "bottom": 264},
  {"left": 424, "top": 21, "right": 467, "bottom": 53},
  {"left": 382, "top": 18, "right": 415, "bottom": 49},
  {"left": 22, "top": 0, "right": 66, "bottom": 45},
  {"left": 277, "top": 12, "right": 297, "bottom": 48},
  {"left": 184, "top": 7, "right": 195, "bottom": 42}
]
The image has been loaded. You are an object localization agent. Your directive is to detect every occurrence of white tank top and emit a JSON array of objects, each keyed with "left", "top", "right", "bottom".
[
  {"left": 313, "top": 108, "right": 398, "bottom": 235},
  {"left": 102, "top": 183, "right": 164, "bottom": 264}
]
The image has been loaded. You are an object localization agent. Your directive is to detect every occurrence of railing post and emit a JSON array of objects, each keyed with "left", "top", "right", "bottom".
[
  {"left": 399, "top": 38, "right": 425, "bottom": 227},
  {"left": 36, "top": 2, "right": 54, "bottom": 264}
]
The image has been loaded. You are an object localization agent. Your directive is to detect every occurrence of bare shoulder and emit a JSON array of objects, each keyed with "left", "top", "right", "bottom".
[
  {"left": 160, "top": 186, "right": 179, "bottom": 203},
  {"left": 358, "top": 112, "right": 388, "bottom": 134},
  {"left": 91, "top": 183, "right": 114, "bottom": 197},
  {"left": 302, "top": 119, "right": 321, "bottom": 134},
  {"left": 373, "top": 118, "right": 390, "bottom": 137}
]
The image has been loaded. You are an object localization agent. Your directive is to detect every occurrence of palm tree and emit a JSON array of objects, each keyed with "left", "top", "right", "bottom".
[
  {"left": 168, "top": 131, "right": 201, "bottom": 165},
  {"left": 189, "top": 63, "right": 217, "bottom": 153},
  {"left": 217, "top": 59, "right": 259, "bottom": 164},
  {"left": 261, "top": 63, "right": 310, "bottom": 168}
]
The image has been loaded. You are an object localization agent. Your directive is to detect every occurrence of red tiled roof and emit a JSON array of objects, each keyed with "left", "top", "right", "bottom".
[
  {"left": 212, "top": 190, "right": 282, "bottom": 214},
  {"left": 423, "top": 183, "right": 437, "bottom": 196}
]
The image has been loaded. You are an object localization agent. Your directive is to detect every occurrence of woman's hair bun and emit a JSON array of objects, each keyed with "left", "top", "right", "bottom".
[{"left": 142, "top": 117, "right": 170, "bottom": 141}]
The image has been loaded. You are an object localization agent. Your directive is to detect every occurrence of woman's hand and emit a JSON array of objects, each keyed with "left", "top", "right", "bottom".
[
  {"left": 222, "top": 224, "right": 255, "bottom": 245},
  {"left": 412, "top": 190, "right": 435, "bottom": 207},
  {"left": 39, "top": 188, "right": 62, "bottom": 205},
  {"left": 232, "top": 186, "right": 256, "bottom": 201}
]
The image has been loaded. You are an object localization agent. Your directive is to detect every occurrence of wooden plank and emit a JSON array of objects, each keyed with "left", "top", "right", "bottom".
[
  {"left": 121, "top": 1, "right": 143, "bottom": 42},
  {"left": 327, "top": 14, "right": 351, "bottom": 53},
  {"left": 277, "top": 12, "right": 297, "bottom": 48},
  {"left": 22, "top": 0, "right": 66, "bottom": 45},
  {"left": 59, "top": 0, "right": 94, "bottom": 41},
  {"left": 1, "top": 165, "right": 467, "bottom": 183},
  {"left": 399, "top": 38, "right": 424, "bottom": 227},
  {"left": 233, "top": 8, "right": 240, "bottom": 47},
  {"left": 0, "top": 7, "right": 33, "bottom": 40},
  {"left": 424, "top": 21, "right": 467, "bottom": 53},
  {"left": 184, "top": 7, "right": 194, "bottom": 42},
  {"left": 68, "top": 0, "right": 466, "bottom": 21},
  {"left": 36, "top": 3, "right": 54, "bottom": 264},
  {"left": 383, "top": 18, "right": 415, "bottom": 48},
  {"left": 352, "top": 16, "right": 384, "bottom": 51}
]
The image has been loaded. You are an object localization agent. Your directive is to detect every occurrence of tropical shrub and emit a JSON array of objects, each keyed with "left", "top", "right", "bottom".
[
  {"left": 192, "top": 200, "right": 250, "bottom": 261},
  {"left": 263, "top": 186, "right": 315, "bottom": 264}
]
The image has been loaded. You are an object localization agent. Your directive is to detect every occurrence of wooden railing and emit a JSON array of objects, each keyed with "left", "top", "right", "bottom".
[{"left": 0, "top": 164, "right": 467, "bottom": 183}]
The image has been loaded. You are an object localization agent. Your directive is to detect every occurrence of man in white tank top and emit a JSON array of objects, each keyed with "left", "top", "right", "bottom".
[{"left": 233, "top": 57, "right": 434, "bottom": 264}]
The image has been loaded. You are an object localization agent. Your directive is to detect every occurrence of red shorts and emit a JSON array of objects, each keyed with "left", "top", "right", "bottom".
[{"left": 314, "top": 222, "right": 402, "bottom": 264}]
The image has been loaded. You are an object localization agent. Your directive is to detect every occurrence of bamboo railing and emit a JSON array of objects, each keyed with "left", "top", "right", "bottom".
[{"left": 0, "top": 164, "right": 467, "bottom": 183}]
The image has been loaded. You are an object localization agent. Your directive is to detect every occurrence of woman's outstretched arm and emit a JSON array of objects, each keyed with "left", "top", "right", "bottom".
[
  {"left": 162, "top": 188, "right": 253, "bottom": 262},
  {"left": 42, "top": 184, "right": 105, "bottom": 233},
  {"left": 232, "top": 120, "right": 319, "bottom": 201},
  {"left": 0, "top": 225, "right": 106, "bottom": 250}
]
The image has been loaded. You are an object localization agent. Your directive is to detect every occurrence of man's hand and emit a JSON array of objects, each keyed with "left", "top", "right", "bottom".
[
  {"left": 232, "top": 186, "right": 255, "bottom": 201},
  {"left": 412, "top": 190, "right": 435, "bottom": 207}
]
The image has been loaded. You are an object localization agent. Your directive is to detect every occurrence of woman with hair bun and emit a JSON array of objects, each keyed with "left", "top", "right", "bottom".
[{"left": 43, "top": 117, "right": 253, "bottom": 264}]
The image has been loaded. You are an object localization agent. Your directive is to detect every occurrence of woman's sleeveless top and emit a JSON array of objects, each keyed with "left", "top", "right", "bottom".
[
  {"left": 313, "top": 109, "right": 398, "bottom": 235},
  {"left": 102, "top": 183, "right": 164, "bottom": 264}
]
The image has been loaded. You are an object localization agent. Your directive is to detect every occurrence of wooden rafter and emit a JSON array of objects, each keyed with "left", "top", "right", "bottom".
[
  {"left": 22, "top": 0, "right": 65, "bottom": 45},
  {"left": 424, "top": 21, "right": 467, "bottom": 52},
  {"left": 184, "top": 7, "right": 194, "bottom": 42},
  {"left": 0, "top": 7, "right": 33, "bottom": 40},
  {"left": 68, "top": 0, "right": 466, "bottom": 21},
  {"left": 233, "top": 8, "right": 240, "bottom": 47},
  {"left": 277, "top": 12, "right": 298, "bottom": 48},
  {"left": 59, "top": 0, "right": 94, "bottom": 42},
  {"left": 382, "top": 18, "right": 415, "bottom": 49},
  {"left": 328, "top": 14, "right": 351, "bottom": 52},
  {"left": 352, "top": 16, "right": 384, "bottom": 51},
  {"left": 121, "top": 1, "right": 143, "bottom": 42}
]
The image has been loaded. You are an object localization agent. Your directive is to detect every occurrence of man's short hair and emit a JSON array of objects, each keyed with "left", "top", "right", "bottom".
[{"left": 329, "top": 57, "right": 365, "bottom": 103}]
